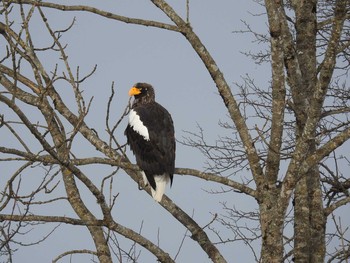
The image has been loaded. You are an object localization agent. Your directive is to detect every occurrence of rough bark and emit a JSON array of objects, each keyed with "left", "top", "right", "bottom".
[{"left": 292, "top": 1, "right": 321, "bottom": 262}]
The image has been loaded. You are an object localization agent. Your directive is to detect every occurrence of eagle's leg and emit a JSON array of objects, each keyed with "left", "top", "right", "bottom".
[{"left": 138, "top": 171, "right": 149, "bottom": 190}]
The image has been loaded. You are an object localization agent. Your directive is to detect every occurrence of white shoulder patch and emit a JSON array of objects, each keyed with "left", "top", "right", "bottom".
[{"left": 129, "top": 109, "right": 150, "bottom": 141}]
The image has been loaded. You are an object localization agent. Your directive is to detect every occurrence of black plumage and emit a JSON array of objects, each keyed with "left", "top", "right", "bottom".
[{"left": 125, "top": 83, "right": 175, "bottom": 201}]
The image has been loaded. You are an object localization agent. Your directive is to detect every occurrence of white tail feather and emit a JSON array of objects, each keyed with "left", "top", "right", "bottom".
[
  {"left": 152, "top": 175, "right": 169, "bottom": 202},
  {"left": 141, "top": 172, "right": 169, "bottom": 202}
]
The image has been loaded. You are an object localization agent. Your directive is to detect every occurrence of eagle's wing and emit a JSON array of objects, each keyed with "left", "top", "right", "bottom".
[{"left": 125, "top": 102, "right": 175, "bottom": 189}]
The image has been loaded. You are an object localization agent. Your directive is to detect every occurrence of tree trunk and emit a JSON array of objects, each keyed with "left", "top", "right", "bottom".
[
  {"left": 292, "top": 0, "right": 326, "bottom": 261},
  {"left": 259, "top": 187, "right": 284, "bottom": 263},
  {"left": 308, "top": 167, "right": 326, "bottom": 263},
  {"left": 294, "top": 174, "right": 311, "bottom": 262},
  {"left": 294, "top": 165, "right": 325, "bottom": 263}
]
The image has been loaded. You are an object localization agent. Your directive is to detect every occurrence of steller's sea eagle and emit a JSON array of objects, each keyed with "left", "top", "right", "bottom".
[{"left": 125, "top": 83, "right": 175, "bottom": 202}]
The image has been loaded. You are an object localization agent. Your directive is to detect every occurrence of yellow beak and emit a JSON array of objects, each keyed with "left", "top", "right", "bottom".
[{"left": 128, "top": 87, "right": 141, "bottom": 96}]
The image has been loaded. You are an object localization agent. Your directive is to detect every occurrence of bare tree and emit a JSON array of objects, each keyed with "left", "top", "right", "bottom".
[{"left": 0, "top": 1, "right": 349, "bottom": 263}]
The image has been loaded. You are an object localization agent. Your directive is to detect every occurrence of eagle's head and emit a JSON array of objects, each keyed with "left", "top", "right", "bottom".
[{"left": 129, "top": 83, "right": 155, "bottom": 105}]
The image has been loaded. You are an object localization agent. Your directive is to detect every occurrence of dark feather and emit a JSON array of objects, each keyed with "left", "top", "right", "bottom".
[{"left": 125, "top": 84, "right": 175, "bottom": 191}]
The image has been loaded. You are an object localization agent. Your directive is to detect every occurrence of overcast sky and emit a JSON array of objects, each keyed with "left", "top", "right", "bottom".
[{"left": 2, "top": 1, "right": 349, "bottom": 262}]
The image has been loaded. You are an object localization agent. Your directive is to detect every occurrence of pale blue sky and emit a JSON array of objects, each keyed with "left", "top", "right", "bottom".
[{"left": 1, "top": 1, "right": 349, "bottom": 262}]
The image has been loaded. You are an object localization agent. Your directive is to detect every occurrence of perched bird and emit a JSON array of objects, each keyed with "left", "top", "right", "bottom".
[{"left": 125, "top": 83, "right": 175, "bottom": 202}]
